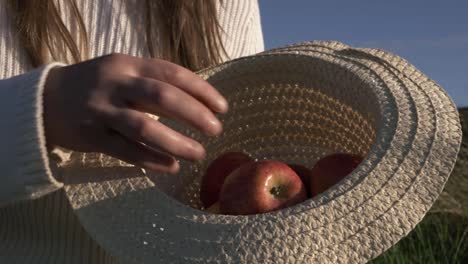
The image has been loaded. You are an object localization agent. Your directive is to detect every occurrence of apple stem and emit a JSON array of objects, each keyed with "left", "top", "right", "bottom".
[{"left": 270, "top": 186, "right": 287, "bottom": 199}]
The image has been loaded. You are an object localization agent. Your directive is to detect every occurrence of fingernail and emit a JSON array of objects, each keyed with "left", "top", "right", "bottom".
[
  {"left": 215, "top": 98, "right": 228, "bottom": 113},
  {"left": 167, "top": 161, "right": 180, "bottom": 174},
  {"left": 207, "top": 118, "right": 223, "bottom": 136},
  {"left": 191, "top": 142, "right": 206, "bottom": 160}
]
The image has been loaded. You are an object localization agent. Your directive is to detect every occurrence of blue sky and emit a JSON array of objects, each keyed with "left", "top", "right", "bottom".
[{"left": 258, "top": 0, "right": 468, "bottom": 107}]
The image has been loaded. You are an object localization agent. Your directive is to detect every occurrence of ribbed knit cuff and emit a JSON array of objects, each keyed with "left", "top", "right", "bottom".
[{"left": 12, "top": 62, "right": 66, "bottom": 201}]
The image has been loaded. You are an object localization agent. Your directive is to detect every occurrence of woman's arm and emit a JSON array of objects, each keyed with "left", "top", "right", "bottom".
[
  {"left": 0, "top": 1, "right": 233, "bottom": 207},
  {"left": 0, "top": 65, "right": 65, "bottom": 207},
  {"left": 0, "top": 2, "right": 66, "bottom": 206}
]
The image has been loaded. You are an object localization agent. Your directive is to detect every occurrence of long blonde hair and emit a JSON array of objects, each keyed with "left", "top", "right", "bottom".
[{"left": 8, "top": 0, "right": 226, "bottom": 71}]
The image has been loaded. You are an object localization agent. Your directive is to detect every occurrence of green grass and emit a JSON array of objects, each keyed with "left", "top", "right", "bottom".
[
  {"left": 370, "top": 108, "right": 468, "bottom": 264},
  {"left": 371, "top": 213, "right": 467, "bottom": 264}
]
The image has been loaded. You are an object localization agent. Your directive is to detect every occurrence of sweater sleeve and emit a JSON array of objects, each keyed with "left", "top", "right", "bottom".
[
  {"left": 0, "top": 63, "right": 66, "bottom": 207},
  {"left": 236, "top": 0, "right": 265, "bottom": 57},
  {"left": 218, "top": 0, "right": 265, "bottom": 61}
]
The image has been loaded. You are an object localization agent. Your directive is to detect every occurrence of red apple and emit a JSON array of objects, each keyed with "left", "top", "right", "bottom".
[
  {"left": 309, "top": 153, "right": 363, "bottom": 196},
  {"left": 205, "top": 202, "right": 221, "bottom": 214},
  {"left": 200, "top": 151, "right": 253, "bottom": 208},
  {"left": 287, "top": 163, "right": 313, "bottom": 197},
  {"left": 219, "top": 160, "right": 307, "bottom": 215}
]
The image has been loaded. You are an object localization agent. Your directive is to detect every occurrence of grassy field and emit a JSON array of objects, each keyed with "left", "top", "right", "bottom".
[{"left": 370, "top": 108, "right": 468, "bottom": 264}]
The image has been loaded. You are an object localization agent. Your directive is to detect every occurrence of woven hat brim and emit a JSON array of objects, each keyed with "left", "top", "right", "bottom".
[{"left": 59, "top": 41, "right": 462, "bottom": 263}]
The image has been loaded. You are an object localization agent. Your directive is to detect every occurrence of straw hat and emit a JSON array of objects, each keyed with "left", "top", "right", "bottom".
[{"left": 58, "top": 41, "right": 462, "bottom": 263}]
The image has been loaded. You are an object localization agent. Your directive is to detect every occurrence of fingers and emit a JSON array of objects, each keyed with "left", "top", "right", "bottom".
[
  {"left": 101, "top": 132, "right": 180, "bottom": 174},
  {"left": 122, "top": 77, "right": 223, "bottom": 136},
  {"left": 106, "top": 108, "right": 206, "bottom": 162},
  {"left": 138, "top": 58, "right": 229, "bottom": 114}
]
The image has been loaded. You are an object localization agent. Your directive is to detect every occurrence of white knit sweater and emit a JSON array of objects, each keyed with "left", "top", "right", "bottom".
[{"left": 0, "top": 1, "right": 264, "bottom": 262}]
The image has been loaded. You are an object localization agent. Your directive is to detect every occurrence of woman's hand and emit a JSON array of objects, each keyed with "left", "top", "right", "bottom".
[{"left": 43, "top": 54, "right": 228, "bottom": 174}]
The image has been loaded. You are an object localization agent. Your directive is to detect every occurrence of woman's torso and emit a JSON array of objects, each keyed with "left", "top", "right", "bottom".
[{"left": 0, "top": 1, "right": 263, "bottom": 263}]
